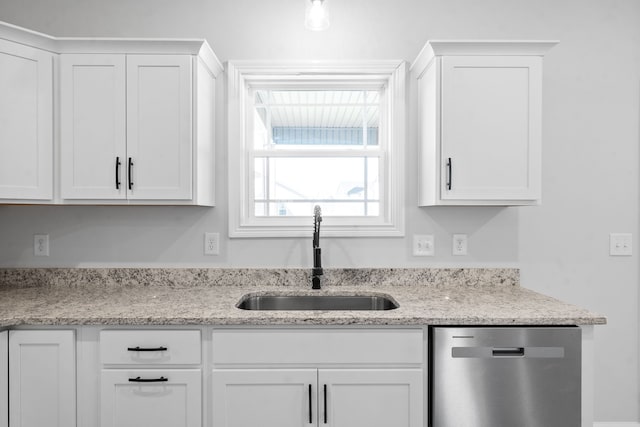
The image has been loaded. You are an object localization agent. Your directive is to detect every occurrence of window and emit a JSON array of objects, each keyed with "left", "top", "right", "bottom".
[{"left": 228, "top": 61, "right": 405, "bottom": 237}]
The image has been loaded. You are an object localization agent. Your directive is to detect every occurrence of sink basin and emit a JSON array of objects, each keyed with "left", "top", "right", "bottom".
[{"left": 236, "top": 294, "right": 399, "bottom": 311}]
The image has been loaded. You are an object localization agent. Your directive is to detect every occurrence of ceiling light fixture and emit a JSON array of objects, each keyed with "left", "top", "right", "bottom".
[{"left": 305, "top": 0, "right": 330, "bottom": 31}]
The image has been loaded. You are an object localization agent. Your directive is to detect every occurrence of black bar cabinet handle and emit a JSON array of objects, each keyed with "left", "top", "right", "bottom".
[
  {"left": 115, "top": 157, "right": 121, "bottom": 189},
  {"left": 128, "top": 157, "right": 134, "bottom": 190},
  {"left": 323, "top": 384, "right": 327, "bottom": 424},
  {"left": 446, "top": 157, "right": 452, "bottom": 190},
  {"left": 128, "top": 376, "right": 168, "bottom": 383},
  {"left": 308, "top": 384, "right": 312, "bottom": 424},
  {"left": 127, "top": 346, "right": 168, "bottom": 352}
]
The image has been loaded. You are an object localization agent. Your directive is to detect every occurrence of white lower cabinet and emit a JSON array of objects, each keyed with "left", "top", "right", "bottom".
[
  {"left": 99, "top": 329, "right": 203, "bottom": 427},
  {"left": 212, "top": 368, "right": 422, "bottom": 427},
  {"left": 101, "top": 369, "right": 201, "bottom": 427},
  {"left": 212, "top": 369, "right": 317, "bottom": 427},
  {"left": 0, "top": 331, "right": 7, "bottom": 427},
  {"left": 2, "top": 327, "right": 424, "bottom": 427},
  {"left": 8, "top": 330, "right": 76, "bottom": 427},
  {"left": 211, "top": 328, "right": 424, "bottom": 427},
  {"left": 320, "top": 369, "right": 422, "bottom": 427}
]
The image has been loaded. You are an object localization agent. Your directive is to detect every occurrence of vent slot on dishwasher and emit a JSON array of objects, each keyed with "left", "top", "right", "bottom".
[{"left": 430, "top": 326, "right": 581, "bottom": 427}]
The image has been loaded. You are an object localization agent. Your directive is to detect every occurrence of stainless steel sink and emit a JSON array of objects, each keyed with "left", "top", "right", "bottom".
[{"left": 236, "top": 294, "right": 399, "bottom": 311}]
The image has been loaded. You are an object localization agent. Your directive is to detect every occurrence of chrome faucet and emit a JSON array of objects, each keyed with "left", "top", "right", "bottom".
[{"left": 312, "top": 205, "right": 323, "bottom": 289}]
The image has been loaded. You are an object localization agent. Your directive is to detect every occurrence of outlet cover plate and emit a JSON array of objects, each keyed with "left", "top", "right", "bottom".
[
  {"left": 34, "top": 234, "right": 49, "bottom": 256},
  {"left": 204, "top": 232, "right": 220, "bottom": 255},
  {"left": 452, "top": 234, "right": 468, "bottom": 256}
]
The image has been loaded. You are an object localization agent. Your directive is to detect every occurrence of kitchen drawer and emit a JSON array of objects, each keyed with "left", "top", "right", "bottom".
[
  {"left": 101, "top": 369, "right": 201, "bottom": 427},
  {"left": 212, "top": 328, "right": 423, "bottom": 365},
  {"left": 101, "top": 330, "right": 201, "bottom": 365}
]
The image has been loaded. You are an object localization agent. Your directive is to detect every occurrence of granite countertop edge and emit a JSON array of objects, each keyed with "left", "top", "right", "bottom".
[{"left": 0, "top": 268, "right": 607, "bottom": 327}]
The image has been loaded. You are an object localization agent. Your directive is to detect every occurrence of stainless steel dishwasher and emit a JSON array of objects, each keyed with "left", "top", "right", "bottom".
[{"left": 430, "top": 327, "right": 581, "bottom": 427}]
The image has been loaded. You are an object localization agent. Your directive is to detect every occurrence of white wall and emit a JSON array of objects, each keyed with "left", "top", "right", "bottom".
[{"left": 0, "top": 0, "right": 638, "bottom": 422}]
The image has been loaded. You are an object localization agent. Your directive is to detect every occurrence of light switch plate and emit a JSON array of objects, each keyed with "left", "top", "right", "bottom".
[
  {"left": 413, "top": 235, "right": 434, "bottom": 256},
  {"left": 610, "top": 233, "right": 632, "bottom": 256}
]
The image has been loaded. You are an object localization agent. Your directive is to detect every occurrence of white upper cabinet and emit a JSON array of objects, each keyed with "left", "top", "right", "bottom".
[
  {"left": 60, "top": 54, "right": 127, "bottom": 199},
  {"left": 61, "top": 54, "right": 199, "bottom": 202},
  {"left": 412, "top": 41, "right": 557, "bottom": 206},
  {"left": 126, "top": 55, "right": 193, "bottom": 200},
  {"left": 0, "top": 20, "right": 221, "bottom": 206},
  {"left": 61, "top": 49, "right": 219, "bottom": 205},
  {"left": 0, "top": 39, "right": 53, "bottom": 201}
]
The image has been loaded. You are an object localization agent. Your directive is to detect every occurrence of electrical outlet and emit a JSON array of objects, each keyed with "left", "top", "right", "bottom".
[
  {"left": 204, "top": 232, "right": 220, "bottom": 255},
  {"left": 413, "top": 235, "right": 435, "bottom": 256},
  {"left": 610, "top": 233, "right": 632, "bottom": 256},
  {"left": 452, "top": 234, "right": 468, "bottom": 256},
  {"left": 34, "top": 234, "right": 49, "bottom": 256}
]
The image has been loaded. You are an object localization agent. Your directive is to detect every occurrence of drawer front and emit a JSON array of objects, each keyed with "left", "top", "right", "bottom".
[
  {"left": 101, "top": 369, "right": 201, "bottom": 427},
  {"left": 101, "top": 330, "right": 201, "bottom": 365},
  {"left": 212, "top": 328, "right": 423, "bottom": 365}
]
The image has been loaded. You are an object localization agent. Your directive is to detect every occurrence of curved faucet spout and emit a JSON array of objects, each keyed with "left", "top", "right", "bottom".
[{"left": 312, "top": 205, "right": 323, "bottom": 289}]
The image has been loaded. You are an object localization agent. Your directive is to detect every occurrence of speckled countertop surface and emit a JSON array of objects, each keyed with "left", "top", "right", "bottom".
[{"left": 0, "top": 268, "right": 606, "bottom": 327}]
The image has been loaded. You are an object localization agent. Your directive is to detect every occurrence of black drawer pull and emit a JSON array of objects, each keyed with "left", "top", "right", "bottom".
[
  {"left": 308, "top": 384, "right": 312, "bottom": 424},
  {"left": 115, "top": 157, "right": 121, "bottom": 189},
  {"left": 446, "top": 157, "right": 452, "bottom": 190},
  {"left": 323, "top": 384, "right": 327, "bottom": 424},
  {"left": 128, "top": 376, "right": 168, "bottom": 383},
  {"left": 127, "top": 346, "right": 168, "bottom": 352},
  {"left": 128, "top": 157, "right": 134, "bottom": 190}
]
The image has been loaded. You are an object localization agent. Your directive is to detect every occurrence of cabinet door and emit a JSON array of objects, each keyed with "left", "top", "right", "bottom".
[
  {"left": 212, "top": 369, "right": 317, "bottom": 427},
  {"left": 60, "top": 54, "right": 127, "bottom": 199},
  {"left": 319, "top": 369, "right": 423, "bottom": 427},
  {"left": 101, "top": 369, "right": 201, "bottom": 427},
  {"left": 440, "top": 56, "right": 541, "bottom": 201},
  {"left": 0, "top": 331, "right": 7, "bottom": 427},
  {"left": 126, "top": 55, "right": 192, "bottom": 200},
  {"left": 9, "top": 330, "right": 76, "bottom": 427},
  {"left": 0, "top": 40, "right": 53, "bottom": 200}
]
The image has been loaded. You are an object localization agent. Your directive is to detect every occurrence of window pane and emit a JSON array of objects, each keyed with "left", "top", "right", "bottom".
[
  {"left": 367, "top": 202, "right": 379, "bottom": 216},
  {"left": 253, "top": 156, "right": 380, "bottom": 217},
  {"left": 267, "top": 157, "right": 365, "bottom": 199},
  {"left": 254, "top": 202, "right": 267, "bottom": 216},
  {"left": 253, "top": 107, "right": 269, "bottom": 148},
  {"left": 254, "top": 157, "right": 266, "bottom": 199},
  {"left": 272, "top": 126, "right": 377, "bottom": 146},
  {"left": 252, "top": 89, "right": 380, "bottom": 148},
  {"left": 366, "top": 158, "right": 379, "bottom": 200}
]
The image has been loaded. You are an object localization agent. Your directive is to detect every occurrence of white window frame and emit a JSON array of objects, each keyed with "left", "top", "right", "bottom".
[{"left": 227, "top": 60, "right": 406, "bottom": 238}]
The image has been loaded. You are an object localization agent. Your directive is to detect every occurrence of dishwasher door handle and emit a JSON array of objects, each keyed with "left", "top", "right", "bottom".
[
  {"left": 451, "top": 346, "right": 526, "bottom": 358},
  {"left": 492, "top": 347, "right": 525, "bottom": 357}
]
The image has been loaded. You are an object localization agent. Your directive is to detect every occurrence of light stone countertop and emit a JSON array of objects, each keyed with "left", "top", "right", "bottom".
[{"left": 0, "top": 268, "right": 606, "bottom": 327}]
